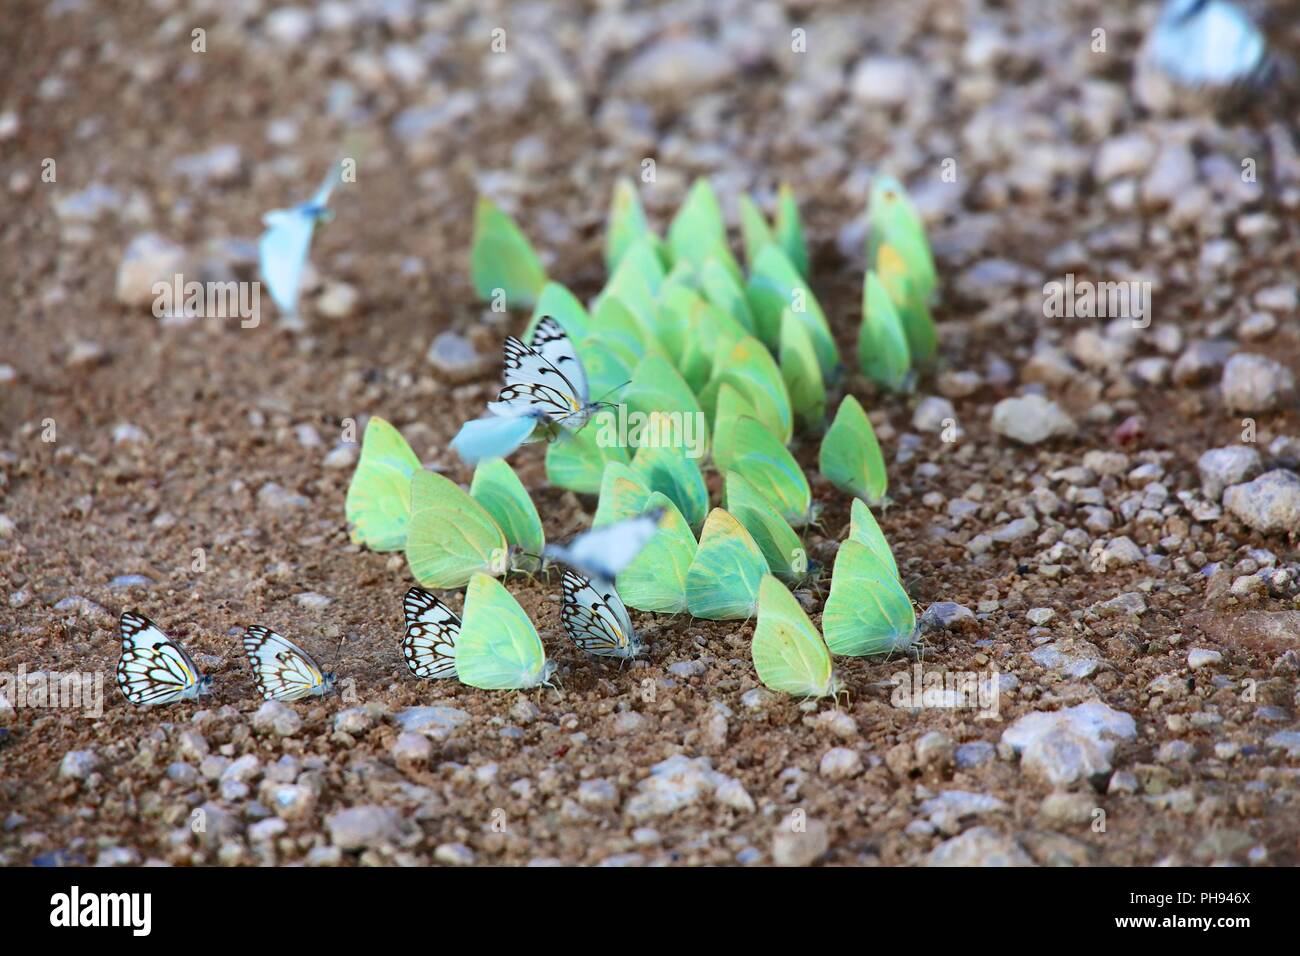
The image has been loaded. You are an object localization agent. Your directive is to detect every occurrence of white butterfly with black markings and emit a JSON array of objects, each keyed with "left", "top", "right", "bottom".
[
  {"left": 401, "top": 586, "right": 461, "bottom": 679},
  {"left": 545, "top": 508, "right": 665, "bottom": 583},
  {"left": 452, "top": 316, "right": 598, "bottom": 464},
  {"left": 242, "top": 626, "right": 337, "bottom": 701},
  {"left": 560, "top": 569, "right": 642, "bottom": 659},
  {"left": 116, "top": 611, "right": 213, "bottom": 705}
]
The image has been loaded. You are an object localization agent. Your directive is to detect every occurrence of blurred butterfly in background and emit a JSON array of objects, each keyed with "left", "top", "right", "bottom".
[
  {"left": 401, "top": 586, "right": 461, "bottom": 679},
  {"left": 544, "top": 507, "right": 665, "bottom": 583},
  {"left": 241, "top": 626, "right": 337, "bottom": 701},
  {"left": 560, "top": 568, "right": 642, "bottom": 659},
  {"left": 117, "top": 611, "right": 213, "bottom": 705},
  {"left": 451, "top": 317, "right": 599, "bottom": 464},
  {"left": 258, "top": 164, "right": 343, "bottom": 316},
  {"left": 1149, "top": 0, "right": 1271, "bottom": 89}
]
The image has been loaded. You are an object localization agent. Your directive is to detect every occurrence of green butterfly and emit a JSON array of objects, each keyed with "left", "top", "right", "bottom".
[
  {"left": 848, "top": 498, "right": 898, "bottom": 580},
  {"left": 345, "top": 416, "right": 421, "bottom": 552},
  {"left": 405, "top": 471, "right": 509, "bottom": 589},
  {"left": 523, "top": 282, "right": 591, "bottom": 343},
  {"left": 470, "top": 197, "right": 546, "bottom": 309},
  {"left": 544, "top": 409, "right": 629, "bottom": 494},
  {"left": 773, "top": 184, "right": 809, "bottom": 280},
  {"left": 877, "top": 242, "right": 937, "bottom": 369},
  {"left": 470, "top": 459, "right": 544, "bottom": 571},
  {"left": 724, "top": 470, "right": 811, "bottom": 585},
  {"left": 867, "top": 175, "right": 936, "bottom": 303},
  {"left": 819, "top": 395, "right": 887, "bottom": 505},
  {"left": 778, "top": 309, "right": 827, "bottom": 433},
  {"left": 605, "top": 177, "right": 653, "bottom": 273},
  {"left": 858, "top": 271, "right": 912, "bottom": 393},
  {"left": 745, "top": 245, "right": 837, "bottom": 378},
  {"left": 455, "top": 573, "right": 555, "bottom": 689},
  {"left": 710, "top": 382, "right": 758, "bottom": 469},
  {"left": 622, "top": 355, "right": 708, "bottom": 456},
  {"left": 592, "top": 462, "right": 654, "bottom": 528},
  {"left": 822, "top": 540, "right": 915, "bottom": 656},
  {"left": 751, "top": 574, "right": 838, "bottom": 698},
  {"left": 685, "top": 509, "right": 768, "bottom": 621},
  {"left": 617, "top": 493, "right": 698, "bottom": 614},
  {"left": 629, "top": 423, "right": 709, "bottom": 533},
  {"left": 725, "top": 416, "right": 812, "bottom": 528},
  {"left": 704, "top": 335, "right": 793, "bottom": 444}
]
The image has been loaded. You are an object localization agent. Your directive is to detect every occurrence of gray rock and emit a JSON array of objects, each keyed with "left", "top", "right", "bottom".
[
  {"left": 1172, "top": 339, "right": 1233, "bottom": 385},
  {"left": 918, "top": 601, "right": 976, "bottom": 632},
  {"left": 1223, "top": 471, "right": 1300, "bottom": 535},
  {"left": 390, "top": 732, "right": 433, "bottom": 765},
  {"left": 912, "top": 396, "right": 956, "bottom": 433},
  {"left": 426, "top": 331, "right": 487, "bottom": 381},
  {"left": 850, "top": 56, "right": 920, "bottom": 107},
  {"left": 1141, "top": 142, "right": 1197, "bottom": 208},
  {"left": 261, "top": 782, "right": 316, "bottom": 822},
  {"left": 623, "top": 755, "right": 749, "bottom": 821},
  {"left": 58, "top": 750, "right": 99, "bottom": 780},
  {"left": 920, "top": 791, "right": 1006, "bottom": 831},
  {"left": 394, "top": 706, "right": 470, "bottom": 740},
  {"left": 926, "top": 826, "right": 1034, "bottom": 866},
  {"left": 955, "top": 741, "right": 996, "bottom": 769},
  {"left": 1266, "top": 731, "right": 1300, "bottom": 757},
  {"left": 251, "top": 700, "right": 301, "bottom": 737},
  {"left": 616, "top": 38, "right": 736, "bottom": 100},
  {"left": 257, "top": 482, "right": 310, "bottom": 510},
  {"left": 1221, "top": 354, "right": 1295, "bottom": 413},
  {"left": 1198, "top": 446, "right": 1262, "bottom": 501},
  {"left": 172, "top": 144, "right": 242, "bottom": 186},
  {"left": 771, "top": 814, "right": 829, "bottom": 866},
  {"left": 577, "top": 778, "right": 619, "bottom": 809},
  {"left": 327, "top": 806, "right": 400, "bottom": 850},
  {"left": 1093, "top": 133, "right": 1156, "bottom": 182},
  {"left": 818, "top": 747, "right": 863, "bottom": 780},
  {"left": 1187, "top": 648, "right": 1223, "bottom": 670},
  {"left": 992, "top": 395, "right": 1076, "bottom": 445},
  {"left": 434, "top": 842, "right": 476, "bottom": 866},
  {"left": 1030, "top": 640, "right": 1103, "bottom": 678},
  {"left": 116, "top": 233, "right": 187, "bottom": 308},
  {"left": 1001, "top": 701, "right": 1136, "bottom": 788}
]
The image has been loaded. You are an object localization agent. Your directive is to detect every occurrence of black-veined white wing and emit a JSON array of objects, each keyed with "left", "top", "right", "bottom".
[
  {"left": 116, "top": 612, "right": 208, "bottom": 705},
  {"left": 528, "top": 316, "right": 588, "bottom": 407},
  {"left": 487, "top": 318, "right": 590, "bottom": 428},
  {"left": 242, "top": 626, "right": 331, "bottom": 701},
  {"left": 401, "top": 587, "right": 460, "bottom": 679},
  {"left": 560, "top": 570, "right": 638, "bottom": 658}
]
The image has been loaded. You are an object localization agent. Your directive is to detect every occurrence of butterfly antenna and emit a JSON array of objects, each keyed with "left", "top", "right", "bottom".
[
  {"left": 594, "top": 381, "right": 631, "bottom": 406},
  {"left": 329, "top": 632, "right": 346, "bottom": 676}
]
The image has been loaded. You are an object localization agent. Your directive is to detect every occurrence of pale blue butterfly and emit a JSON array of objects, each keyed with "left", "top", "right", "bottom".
[
  {"left": 544, "top": 508, "right": 665, "bottom": 583},
  {"left": 1150, "top": 0, "right": 1269, "bottom": 88},
  {"left": 259, "top": 165, "right": 343, "bottom": 316},
  {"left": 452, "top": 316, "right": 600, "bottom": 465}
]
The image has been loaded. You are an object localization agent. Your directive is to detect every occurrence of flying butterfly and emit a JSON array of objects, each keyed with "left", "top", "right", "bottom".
[
  {"left": 242, "top": 626, "right": 337, "bottom": 702},
  {"left": 401, "top": 586, "right": 461, "bottom": 679},
  {"left": 544, "top": 507, "right": 665, "bottom": 583},
  {"left": 116, "top": 612, "right": 213, "bottom": 706},
  {"left": 258, "top": 164, "right": 343, "bottom": 317},
  {"left": 560, "top": 569, "right": 641, "bottom": 659},
  {"left": 452, "top": 317, "right": 598, "bottom": 464}
]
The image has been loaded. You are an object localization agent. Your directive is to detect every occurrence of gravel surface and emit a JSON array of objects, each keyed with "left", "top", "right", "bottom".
[{"left": 1, "top": 0, "right": 1299, "bottom": 867}]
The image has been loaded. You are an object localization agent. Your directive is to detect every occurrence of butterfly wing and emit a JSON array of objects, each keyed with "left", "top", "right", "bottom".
[
  {"left": 546, "top": 508, "right": 664, "bottom": 582},
  {"left": 450, "top": 413, "right": 541, "bottom": 465},
  {"left": 561, "top": 569, "right": 637, "bottom": 658},
  {"left": 488, "top": 333, "right": 589, "bottom": 428},
  {"left": 529, "top": 316, "right": 589, "bottom": 407},
  {"left": 258, "top": 209, "right": 318, "bottom": 315},
  {"left": 242, "top": 626, "right": 328, "bottom": 701},
  {"left": 116, "top": 612, "right": 203, "bottom": 705},
  {"left": 401, "top": 587, "right": 461, "bottom": 679}
]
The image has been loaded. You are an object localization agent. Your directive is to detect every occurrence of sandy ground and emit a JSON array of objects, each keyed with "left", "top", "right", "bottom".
[{"left": 1, "top": 0, "right": 1299, "bottom": 866}]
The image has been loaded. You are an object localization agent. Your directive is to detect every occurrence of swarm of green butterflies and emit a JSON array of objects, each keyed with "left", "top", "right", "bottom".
[{"left": 346, "top": 173, "right": 940, "bottom": 698}]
